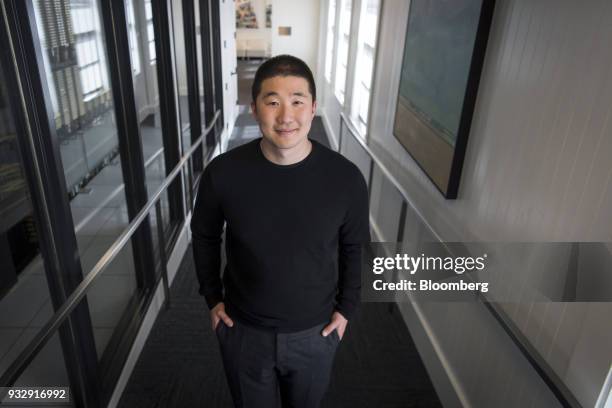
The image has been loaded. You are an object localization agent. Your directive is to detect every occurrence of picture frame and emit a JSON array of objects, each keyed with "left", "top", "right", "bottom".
[{"left": 393, "top": 0, "right": 495, "bottom": 198}]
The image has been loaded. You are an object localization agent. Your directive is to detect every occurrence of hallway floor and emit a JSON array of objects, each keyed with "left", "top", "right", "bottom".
[{"left": 118, "top": 245, "right": 442, "bottom": 408}]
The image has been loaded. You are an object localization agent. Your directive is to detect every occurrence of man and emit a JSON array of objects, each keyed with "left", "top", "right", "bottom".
[{"left": 191, "top": 55, "right": 369, "bottom": 408}]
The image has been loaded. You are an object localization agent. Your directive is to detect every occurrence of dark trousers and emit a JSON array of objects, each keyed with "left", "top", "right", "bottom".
[{"left": 215, "top": 320, "right": 340, "bottom": 408}]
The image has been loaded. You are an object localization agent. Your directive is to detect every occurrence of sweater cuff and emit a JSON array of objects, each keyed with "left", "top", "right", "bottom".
[
  {"left": 202, "top": 290, "right": 223, "bottom": 310},
  {"left": 335, "top": 301, "right": 358, "bottom": 321}
]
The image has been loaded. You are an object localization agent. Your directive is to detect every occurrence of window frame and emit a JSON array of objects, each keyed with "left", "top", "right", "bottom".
[
  {"left": 70, "top": 1, "right": 106, "bottom": 102},
  {"left": 333, "top": 0, "right": 352, "bottom": 105},
  {"left": 125, "top": 0, "right": 141, "bottom": 74},
  {"left": 144, "top": 0, "right": 155, "bottom": 64},
  {"left": 324, "top": 0, "right": 337, "bottom": 83},
  {"left": 350, "top": 0, "right": 380, "bottom": 137}
]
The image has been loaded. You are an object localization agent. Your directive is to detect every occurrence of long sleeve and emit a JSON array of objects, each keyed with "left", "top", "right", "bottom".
[
  {"left": 335, "top": 173, "right": 370, "bottom": 320},
  {"left": 191, "top": 166, "right": 225, "bottom": 309}
]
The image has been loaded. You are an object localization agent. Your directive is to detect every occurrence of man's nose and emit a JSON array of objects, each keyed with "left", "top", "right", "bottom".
[{"left": 277, "top": 105, "right": 293, "bottom": 124}]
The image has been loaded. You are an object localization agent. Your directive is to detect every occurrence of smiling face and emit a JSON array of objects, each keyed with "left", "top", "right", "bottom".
[{"left": 251, "top": 75, "right": 317, "bottom": 151}]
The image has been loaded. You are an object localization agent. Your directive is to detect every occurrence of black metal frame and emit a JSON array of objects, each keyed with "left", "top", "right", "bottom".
[
  {"left": 1, "top": 1, "right": 101, "bottom": 406},
  {"left": 201, "top": 0, "right": 217, "bottom": 150},
  {"left": 182, "top": 0, "right": 203, "bottom": 168},
  {"left": 392, "top": 0, "right": 495, "bottom": 199},
  {"left": 0, "top": 0, "right": 226, "bottom": 405},
  {"left": 180, "top": 0, "right": 204, "bottom": 212},
  {"left": 210, "top": 0, "right": 225, "bottom": 145},
  {"left": 151, "top": 0, "right": 185, "bottom": 250},
  {"left": 0, "top": 110, "right": 220, "bottom": 396},
  {"left": 95, "top": 2, "right": 161, "bottom": 401},
  {"left": 100, "top": 0, "right": 156, "bottom": 292},
  {"left": 339, "top": 112, "right": 581, "bottom": 408}
]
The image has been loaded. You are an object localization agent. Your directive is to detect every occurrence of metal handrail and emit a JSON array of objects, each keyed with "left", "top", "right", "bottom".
[
  {"left": 0, "top": 110, "right": 221, "bottom": 388},
  {"left": 338, "top": 112, "right": 580, "bottom": 408},
  {"left": 338, "top": 113, "right": 442, "bottom": 244}
]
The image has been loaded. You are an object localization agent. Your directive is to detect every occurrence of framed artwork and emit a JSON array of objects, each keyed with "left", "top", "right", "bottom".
[
  {"left": 393, "top": 0, "right": 495, "bottom": 198},
  {"left": 236, "top": 0, "right": 258, "bottom": 29},
  {"left": 266, "top": 4, "right": 272, "bottom": 28}
]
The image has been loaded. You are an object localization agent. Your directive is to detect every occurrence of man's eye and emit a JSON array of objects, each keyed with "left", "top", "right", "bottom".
[
  {"left": 267, "top": 101, "right": 279, "bottom": 106},
  {"left": 293, "top": 101, "right": 304, "bottom": 105}
]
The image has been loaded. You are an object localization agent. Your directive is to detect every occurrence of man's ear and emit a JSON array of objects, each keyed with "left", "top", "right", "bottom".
[
  {"left": 250, "top": 101, "right": 258, "bottom": 121},
  {"left": 311, "top": 100, "right": 317, "bottom": 118}
]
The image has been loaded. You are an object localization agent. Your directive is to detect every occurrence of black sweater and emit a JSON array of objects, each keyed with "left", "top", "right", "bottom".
[{"left": 191, "top": 138, "right": 370, "bottom": 331}]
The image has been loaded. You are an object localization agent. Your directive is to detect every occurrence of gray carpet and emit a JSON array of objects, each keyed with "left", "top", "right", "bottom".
[{"left": 118, "top": 246, "right": 441, "bottom": 408}]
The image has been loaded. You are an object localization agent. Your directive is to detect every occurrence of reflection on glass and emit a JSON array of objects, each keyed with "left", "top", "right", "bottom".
[
  {"left": 126, "top": 0, "right": 175, "bottom": 258},
  {"left": 85, "top": 244, "right": 136, "bottom": 360},
  {"left": 13, "top": 332, "right": 71, "bottom": 405},
  {"left": 192, "top": 0, "right": 206, "bottom": 186},
  {"left": 126, "top": 0, "right": 142, "bottom": 74},
  {"left": 0, "top": 50, "right": 69, "bottom": 389},
  {"left": 194, "top": 0, "right": 206, "bottom": 129},
  {"left": 351, "top": 0, "right": 379, "bottom": 134},
  {"left": 335, "top": 0, "right": 352, "bottom": 104},
  {"left": 325, "top": 0, "right": 336, "bottom": 82},
  {"left": 171, "top": 0, "right": 191, "bottom": 153},
  {"left": 144, "top": 0, "right": 156, "bottom": 63},
  {"left": 33, "top": 0, "right": 139, "bottom": 361}
]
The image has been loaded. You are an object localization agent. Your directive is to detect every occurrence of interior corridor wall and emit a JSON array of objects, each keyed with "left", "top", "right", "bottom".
[
  {"left": 269, "top": 0, "right": 321, "bottom": 77},
  {"left": 133, "top": 1, "right": 159, "bottom": 123},
  {"left": 219, "top": 0, "right": 239, "bottom": 151},
  {"left": 365, "top": 0, "right": 612, "bottom": 407},
  {"left": 316, "top": 0, "right": 341, "bottom": 150}
]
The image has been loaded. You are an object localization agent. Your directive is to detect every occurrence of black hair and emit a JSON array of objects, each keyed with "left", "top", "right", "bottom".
[{"left": 251, "top": 55, "right": 316, "bottom": 103}]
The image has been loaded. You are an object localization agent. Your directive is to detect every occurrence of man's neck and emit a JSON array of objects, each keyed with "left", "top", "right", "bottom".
[{"left": 260, "top": 138, "right": 312, "bottom": 165}]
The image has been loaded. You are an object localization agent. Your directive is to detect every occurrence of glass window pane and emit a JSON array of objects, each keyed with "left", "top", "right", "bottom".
[
  {"left": 189, "top": 0, "right": 206, "bottom": 200},
  {"left": 126, "top": 0, "right": 141, "bottom": 74},
  {"left": 145, "top": 0, "right": 155, "bottom": 63},
  {"left": 33, "top": 0, "right": 140, "bottom": 365},
  {"left": 147, "top": 22, "right": 155, "bottom": 42},
  {"left": 149, "top": 41, "right": 156, "bottom": 62},
  {"left": 324, "top": 0, "right": 336, "bottom": 82},
  {"left": 144, "top": 0, "right": 153, "bottom": 20},
  {"left": 129, "top": 0, "right": 181, "bottom": 252},
  {"left": 351, "top": 0, "right": 379, "bottom": 134},
  {"left": 12, "top": 332, "right": 72, "bottom": 402},
  {"left": 0, "top": 43, "right": 70, "bottom": 396},
  {"left": 171, "top": 0, "right": 191, "bottom": 151},
  {"left": 194, "top": 0, "right": 206, "bottom": 130},
  {"left": 334, "top": 0, "right": 352, "bottom": 104},
  {"left": 358, "top": 84, "right": 369, "bottom": 123},
  {"left": 84, "top": 243, "right": 137, "bottom": 360}
]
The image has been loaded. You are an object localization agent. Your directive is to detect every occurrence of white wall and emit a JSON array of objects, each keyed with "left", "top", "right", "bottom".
[
  {"left": 317, "top": 0, "right": 612, "bottom": 406},
  {"left": 363, "top": 0, "right": 612, "bottom": 407},
  {"left": 371, "top": 0, "right": 612, "bottom": 243},
  {"left": 235, "top": 0, "right": 321, "bottom": 70},
  {"left": 270, "top": 0, "right": 320, "bottom": 77},
  {"left": 220, "top": 0, "right": 239, "bottom": 152}
]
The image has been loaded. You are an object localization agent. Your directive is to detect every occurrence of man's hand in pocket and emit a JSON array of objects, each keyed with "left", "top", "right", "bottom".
[{"left": 211, "top": 302, "right": 234, "bottom": 331}]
